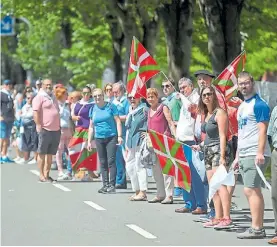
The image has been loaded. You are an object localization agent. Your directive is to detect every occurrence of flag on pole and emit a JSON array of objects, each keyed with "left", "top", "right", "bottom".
[
  {"left": 68, "top": 127, "right": 98, "bottom": 172},
  {"left": 213, "top": 51, "right": 246, "bottom": 101},
  {"left": 148, "top": 130, "right": 191, "bottom": 192},
  {"left": 126, "top": 36, "right": 160, "bottom": 99}
]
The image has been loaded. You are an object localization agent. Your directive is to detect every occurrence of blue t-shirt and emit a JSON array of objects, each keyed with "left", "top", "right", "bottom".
[
  {"left": 112, "top": 96, "right": 130, "bottom": 137},
  {"left": 90, "top": 102, "right": 119, "bottom": 139}
]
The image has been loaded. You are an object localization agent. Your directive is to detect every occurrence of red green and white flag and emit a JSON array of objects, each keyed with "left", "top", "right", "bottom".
[
  {"left": 68, "top": 127, "right": 97, "bottom": 172},
  {"left": 213, "top": 50, "right": 246, "bottom": 101},
  {"left": 148, "top": 130, "right": 191, "bottom": 192},
  {"left": 127, "top": 36, "right": 160, "bottom": 99}
]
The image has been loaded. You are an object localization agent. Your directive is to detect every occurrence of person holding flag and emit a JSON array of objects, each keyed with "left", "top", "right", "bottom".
[
  {"left": 125, "top": 94, "right": 149, "bottom": 201},
  {"left": 174, "top": 77, "right": 207, "bottom": 215},
  {"left": 147, "top": 88, "right": 176, "bottom": 204},
  {"left": 192, "top": 86, "right": 233, "bottom": 229},
  {"left": 161, "top": 78, "right": 183, "bottom": 197},
  {"left": 235, "top": 71, "right": 271, "bottom": 239}
]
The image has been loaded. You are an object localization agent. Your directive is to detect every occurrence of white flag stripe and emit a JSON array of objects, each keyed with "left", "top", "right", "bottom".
[
  {"left": 68, "top": 141, "right": 87, "bottom": 155},
  {"left": 153, "top": 148, "right": 189, "bottom": 167},
  {"left": 227, "top": 65, "right": 235, "bottom": 73}
]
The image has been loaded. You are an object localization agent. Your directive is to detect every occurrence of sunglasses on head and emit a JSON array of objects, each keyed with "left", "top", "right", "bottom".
[
  {"left": 202, "top": 92, "right": 213, "bottom": 98},
  {"left": 162, "top": 84, "right": 171, "bottom": 89}
]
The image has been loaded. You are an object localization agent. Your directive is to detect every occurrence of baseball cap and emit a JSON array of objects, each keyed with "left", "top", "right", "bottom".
[
  {"left": 194, "top": 70, "right": 215, "bottom": 78},
  {"left": 3, "top": 79, "right": 12, "bottom": 85}
]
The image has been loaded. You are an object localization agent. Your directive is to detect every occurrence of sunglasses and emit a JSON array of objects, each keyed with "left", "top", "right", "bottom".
[
  {"left": 202, "top": 92, "right": 213, "bottom": 98},
  {"left": 27, "top": 97, "right": 31, "bottom": 100},
  {"left": 82, "top": 92, "right": 90, "bottom": 95},
  {"left": 162, "top": 84, "right": 171, "bottom": 89},
  {"left": 128, "top": 96, "right": 135, "bottom": 100},
  {"left": 106, "top": 88, "right": 112, "bottom": 92},
  {"left": 93, "top": 94, "right": 103, "bottom": 98}
]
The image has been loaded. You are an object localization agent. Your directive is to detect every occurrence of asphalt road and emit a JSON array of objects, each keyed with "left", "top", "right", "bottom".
[{"left": 1, "top": 161, "right": 275, "bottom": 246}]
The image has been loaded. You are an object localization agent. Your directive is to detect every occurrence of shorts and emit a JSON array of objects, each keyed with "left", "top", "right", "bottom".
[
  {"left": 239, "top": 155, "right": 270, "bottom": 188},
  {"left": 0, "top": 121, "right": 13, "bottom": 139},
  {"left": 204, "top": 143, "right": 232, "bottom": 170},
  {"left": 37, "top": 129, "right": 61, "bottom": 155}
]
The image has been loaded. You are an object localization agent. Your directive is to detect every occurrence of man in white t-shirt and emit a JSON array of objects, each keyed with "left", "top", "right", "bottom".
[
  {"left": 234, "top": 71, "right": 271, "bottom": 239},
  {"left": 174, "top": 78, "right": 207, "bottom": 215}
]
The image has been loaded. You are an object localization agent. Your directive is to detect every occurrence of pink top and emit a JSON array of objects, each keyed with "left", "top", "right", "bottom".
[
  {"left": 32, "top": 91, "right": 60, "bottom": 131},
  {"left": 148, "top": 104, "right": 171, "bottom": 137}
]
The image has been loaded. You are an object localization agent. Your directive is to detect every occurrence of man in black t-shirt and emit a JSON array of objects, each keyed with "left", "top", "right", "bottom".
[{"left": 0, "top": 79, "right": 15, "bottom": 163}]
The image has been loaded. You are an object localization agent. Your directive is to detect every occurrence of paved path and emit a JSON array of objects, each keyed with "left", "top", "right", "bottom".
[{"left": 1, "top": 161, "right": 275, "bottom": 246}]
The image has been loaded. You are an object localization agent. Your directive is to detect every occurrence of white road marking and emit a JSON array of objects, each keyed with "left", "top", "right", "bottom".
[
  {"left": 29, "top": 169, "right": 71, "bottom": 192},
  {"left": 84, "top": 201, "right": 106, "bottom": 211},
  {"left": 126, "top": 224, "right": 157, "bottom": 239},
  {"left": 52, "top": 183, "right": 71, "bottom": 192},
  {"left": 30, "top": 170, "right": 40, "bottom": 176}
]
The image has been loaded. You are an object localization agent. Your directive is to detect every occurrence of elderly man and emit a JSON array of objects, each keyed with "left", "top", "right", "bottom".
[
  {"left": 0, "top": 79, "right": 15, "bottom": 163},
  {"left": 174, "top": 77, "right": 207, "bottom": 214},
  {"left": 268, "top": 105, "right": 277, "bottom": 245},
  {"left": 33, "top": 79, "right": 61, "bottom": 182},
  {"left": 112, "top": 81, "right": 130, "bottom": 189}
]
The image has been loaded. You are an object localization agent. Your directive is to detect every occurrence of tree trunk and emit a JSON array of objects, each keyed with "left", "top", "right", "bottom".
[
  {"left": 106, "top": 14, "right": 124, "bottom": 82},
  {"left": 159, "top": 0, "right": 193, "bottom": 85},
  {"left": 198, "top": 0, "right": 244, "bottom": 76}
]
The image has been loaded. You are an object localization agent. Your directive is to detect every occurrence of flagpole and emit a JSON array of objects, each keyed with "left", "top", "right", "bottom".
[{"left": 160, "top": 71, "right": 178, "bottom": 93}]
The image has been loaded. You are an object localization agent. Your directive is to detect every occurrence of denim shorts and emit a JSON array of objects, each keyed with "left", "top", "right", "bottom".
[{"left": 0, "top": 121, "right": 13, "bottom": 139}]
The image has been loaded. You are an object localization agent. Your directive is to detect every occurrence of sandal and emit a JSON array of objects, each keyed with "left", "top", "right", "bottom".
[
  {"left": 148, "top": 197, "right": 165, "bottom": 203},
  {"left": 38, "top": 177, "right": 49, "bottom": 183},
  {"left": 129, "top": 194, "right": 138, "bottom": 200},
  {"left": 130, "top": 195, "right": 147, "bottom": 201}
]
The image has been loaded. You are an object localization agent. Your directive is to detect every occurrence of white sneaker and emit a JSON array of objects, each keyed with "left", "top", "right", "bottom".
[
  {"left": 57, "top": 173, "right": 72, "bottom": 181},
  {"left": 27, "top": 159, "right": 37, "bottom": 165},
  {"left": 16, "top": 158, "right": 26, "bottom": 164},
  {"left": 13, "top": 157, "right": 21, "bottom": 162}
]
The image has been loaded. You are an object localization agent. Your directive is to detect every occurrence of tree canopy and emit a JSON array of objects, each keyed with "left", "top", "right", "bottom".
[{"left": 1, "top": 0, "right": 276, "bottom": 88}]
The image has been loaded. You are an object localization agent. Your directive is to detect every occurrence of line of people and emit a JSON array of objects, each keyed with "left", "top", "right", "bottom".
[{"left": 0, "top": 70, "right": 276, "bottom": 243}]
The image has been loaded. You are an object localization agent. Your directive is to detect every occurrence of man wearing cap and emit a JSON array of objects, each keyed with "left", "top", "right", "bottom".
[{"left": 0, "top": 80, "right": 15, "bottom": 163}]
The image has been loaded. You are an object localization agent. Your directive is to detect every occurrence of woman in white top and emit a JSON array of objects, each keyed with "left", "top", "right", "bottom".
[{"left": 21, "top": 92, "right": 38, "bottom": 163}]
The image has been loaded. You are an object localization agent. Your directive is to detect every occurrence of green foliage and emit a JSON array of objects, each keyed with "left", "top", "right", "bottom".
[
  {"left": 241, "top": 0, "right": 277, "bottom": 79},
  {"left": 1, "top": 0, "right": 276, "bottom": 88}
]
